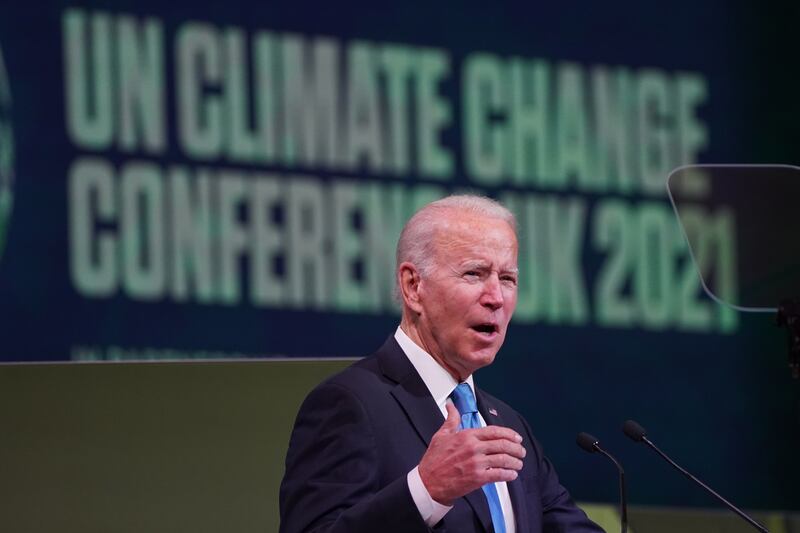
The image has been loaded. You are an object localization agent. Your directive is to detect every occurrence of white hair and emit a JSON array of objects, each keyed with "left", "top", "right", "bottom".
[{"left": 395, "top": 194, "right": 517, "bottom": 296}]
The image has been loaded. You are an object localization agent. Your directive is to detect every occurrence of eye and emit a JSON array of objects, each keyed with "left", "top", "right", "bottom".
[{"left": 501, "top": 274, "right": 518, "bottom": 286}]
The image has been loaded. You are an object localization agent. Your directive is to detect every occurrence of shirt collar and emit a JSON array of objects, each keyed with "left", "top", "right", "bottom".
[{"left": 394, "top": 326, "right": 476, "bottom": 413}]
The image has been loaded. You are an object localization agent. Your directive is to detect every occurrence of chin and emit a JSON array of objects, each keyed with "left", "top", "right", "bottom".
[{"left": 464, "top": 351, "right": 498, "bottom": 373}]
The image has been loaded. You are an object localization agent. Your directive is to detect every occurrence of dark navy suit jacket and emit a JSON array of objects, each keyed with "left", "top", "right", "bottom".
[{"left": 279, "top": 337, "right": 604, "bottom": 533}]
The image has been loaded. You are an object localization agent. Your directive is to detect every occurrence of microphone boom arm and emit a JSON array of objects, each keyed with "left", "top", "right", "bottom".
[{"left": 641, "top": 436, "right": 769, "bottom": 533}]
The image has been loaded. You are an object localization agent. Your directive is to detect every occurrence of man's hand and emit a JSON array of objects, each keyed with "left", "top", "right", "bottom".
[{"left": 418, "top": 402, "right": 526, "bottom": 506}]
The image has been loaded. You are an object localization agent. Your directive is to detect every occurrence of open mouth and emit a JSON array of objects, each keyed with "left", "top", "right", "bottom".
[{"left": 471, "top": 323, "right": 499, "bottom": 335}]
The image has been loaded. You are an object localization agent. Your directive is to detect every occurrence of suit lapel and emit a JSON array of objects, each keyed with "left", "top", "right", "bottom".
[
  {"left": 389, "top": 376, "right": 443, "bottom": 447},
  {"left": 462, "top": 489, "right": 494, "bottom": 532},
  {"left": 378, "top": 337, "right": 443, "bottom": 447},
  {"left": 377, "top": 337, "right": 494, "bottom": 532},
  {"left": 477, "top": 389, "right": 531, "bottom": 533}
]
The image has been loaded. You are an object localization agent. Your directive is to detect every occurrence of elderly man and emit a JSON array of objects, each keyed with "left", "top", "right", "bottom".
[{"left": 280, "top": 195, "right": 603, "bottom": 533}]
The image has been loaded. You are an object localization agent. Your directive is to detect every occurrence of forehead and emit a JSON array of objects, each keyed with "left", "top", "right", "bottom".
[{"left": 431, "top": 212, "right": 518, "bottom": 263}]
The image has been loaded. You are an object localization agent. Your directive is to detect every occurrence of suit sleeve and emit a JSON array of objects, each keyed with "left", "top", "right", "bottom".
[
  {"left": 279, "top": 382, "right": 431, "bottom": 533},
  {"left": 516, "top": 413, "right": 606, "bottom": 533}
]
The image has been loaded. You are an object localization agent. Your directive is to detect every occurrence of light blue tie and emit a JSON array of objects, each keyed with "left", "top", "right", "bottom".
[{"left": 451, "top": 383, "right": 507, "bottom": 533}]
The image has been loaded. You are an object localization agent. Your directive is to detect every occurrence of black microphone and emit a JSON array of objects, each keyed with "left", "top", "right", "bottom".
[
  {"left": 622, "top": 420, "right": 769, "bottom": 533},
  {"left": 576, "top": 432, "right": 628, "bottom": 533}
]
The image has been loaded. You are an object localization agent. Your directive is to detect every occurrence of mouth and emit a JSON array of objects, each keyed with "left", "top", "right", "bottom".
[{"left": 470, "top": 323, "right": 499, "bottom": 338}]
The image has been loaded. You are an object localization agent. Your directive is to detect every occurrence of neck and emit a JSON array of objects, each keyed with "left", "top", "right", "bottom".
[{"left": 399, "top": 317, "right": 467, "bottom": 382}]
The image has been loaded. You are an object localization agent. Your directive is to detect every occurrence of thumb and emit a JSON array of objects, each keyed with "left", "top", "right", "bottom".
[{"left": 439, "top": 401, "right": 461, "bottom": 434}]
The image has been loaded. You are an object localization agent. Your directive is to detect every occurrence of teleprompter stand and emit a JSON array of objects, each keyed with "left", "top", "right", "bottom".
[{"left": 777, "top": 299, "right": 800, "bottom": 379}]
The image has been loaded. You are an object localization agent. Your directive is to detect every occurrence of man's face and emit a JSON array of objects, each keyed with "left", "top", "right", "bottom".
[{"left": 412, "top": 211, "right": 518, "bottom": 380}]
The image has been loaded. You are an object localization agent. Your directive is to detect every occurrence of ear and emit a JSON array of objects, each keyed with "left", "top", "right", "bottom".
[{"left": 397, "top": 262, "right": 424, "bottom": 314}]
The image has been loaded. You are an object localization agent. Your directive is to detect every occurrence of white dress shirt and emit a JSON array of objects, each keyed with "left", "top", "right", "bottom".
[{"left": 396, "top": 327, "right": 516, "bottom": 532}]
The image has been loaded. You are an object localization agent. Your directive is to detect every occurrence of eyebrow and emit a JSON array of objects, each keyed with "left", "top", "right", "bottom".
[{"left": 460, "top": 261, "right": 519, "bottom": 275}]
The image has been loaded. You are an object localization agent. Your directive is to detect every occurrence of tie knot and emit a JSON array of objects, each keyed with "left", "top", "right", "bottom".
[{"left": 451, "top": 383, "right": 478, "bottom": 415}]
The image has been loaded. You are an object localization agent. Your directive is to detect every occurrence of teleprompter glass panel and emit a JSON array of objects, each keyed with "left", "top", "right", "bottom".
[{"left": 667, "top": 165, "right": 800, "bottom": 312}]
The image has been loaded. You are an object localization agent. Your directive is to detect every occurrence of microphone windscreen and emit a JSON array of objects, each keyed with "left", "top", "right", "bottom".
[
  {"left": 576, "top": 432, "right": 599, "bottom": 453},
  {"left": 623, "top": 420, "right": 647, "bottom": 442}
]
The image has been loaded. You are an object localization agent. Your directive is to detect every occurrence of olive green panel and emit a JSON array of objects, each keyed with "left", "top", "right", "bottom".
[
  {"left": 0, "top": 360, "right": 352, "bottom": 533},
  {"left": 584, "top": 504, "right": 800, "bottom": 533},
  {"left": 627, "top": 506, "right": 800, "bottom": 533}
]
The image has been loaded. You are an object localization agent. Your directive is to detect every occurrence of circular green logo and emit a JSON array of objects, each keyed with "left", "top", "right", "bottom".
[{"left": 0, "top": 43, "right": 13, "bottom": 262}]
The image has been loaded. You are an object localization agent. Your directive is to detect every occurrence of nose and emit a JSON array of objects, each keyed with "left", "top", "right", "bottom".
[{"left": 480, "top": 273, "right": 504, "bottom": 310}]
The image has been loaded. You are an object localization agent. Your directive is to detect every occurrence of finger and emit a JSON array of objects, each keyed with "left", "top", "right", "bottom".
[
  {"left": 438, "top": 401, "right": 461, "bottom": 434},
  {"left": 482, "top": 453, "right": 524, "bottom": 471},
  {"left": 472, "top": 425, "right": 522, "bottom": 443},
  {"left": 482, "top": 468, "right": 519, "bottom": 484},
  {"left": 479, "top": 439, "right": 527, "bottom": 459}
]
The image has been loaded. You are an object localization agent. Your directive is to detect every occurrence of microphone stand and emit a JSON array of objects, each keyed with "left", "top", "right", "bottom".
[
  {"left": 595, "top": 447, "right": 628, "bottom": 533},
  {"left": 576, "top": 433, "right": 627, "bottom": 533}
]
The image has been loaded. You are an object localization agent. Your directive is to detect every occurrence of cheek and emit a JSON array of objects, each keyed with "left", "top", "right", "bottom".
[
  {"left": 441, "top": 290, "right": 475, "bottom": 313},
  {"left": 504, "top": 288, "right": 518, "bottom": 309}
]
